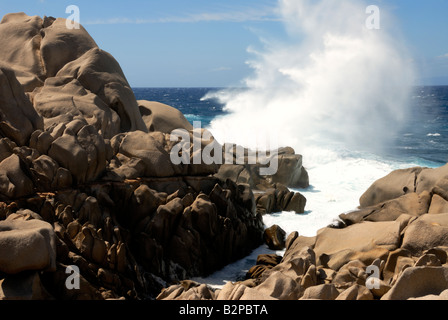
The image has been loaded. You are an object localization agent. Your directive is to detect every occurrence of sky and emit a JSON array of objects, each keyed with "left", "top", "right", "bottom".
[{"left": 0, "top": 0, "right": 447, "bottom": 87}]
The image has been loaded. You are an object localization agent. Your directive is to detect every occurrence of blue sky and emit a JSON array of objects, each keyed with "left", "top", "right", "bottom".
[{"left": 0, "top": 0, "right": 447, "bottom": 87}]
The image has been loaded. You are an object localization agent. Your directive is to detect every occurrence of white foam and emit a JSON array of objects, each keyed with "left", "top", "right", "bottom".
[{"left": 194, "top": 0, "right": 418, "bottom": 288}]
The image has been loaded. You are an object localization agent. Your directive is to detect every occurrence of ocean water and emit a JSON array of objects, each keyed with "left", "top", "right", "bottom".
[{"left": 133, "top": 86, "right": 448, "bottom": 287}]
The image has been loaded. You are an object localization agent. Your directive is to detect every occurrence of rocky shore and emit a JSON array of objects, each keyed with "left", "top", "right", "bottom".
[
  {"left": 2, "top": 12, "right": 448, "bottom": 301},
  {"left": 0, "top": 13, "right": 308, "bottom": 300},
  {"left": 159, "top": 164, "right": 448, "bottom": 300}
]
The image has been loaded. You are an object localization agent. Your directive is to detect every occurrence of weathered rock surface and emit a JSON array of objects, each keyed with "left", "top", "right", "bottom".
[
  {"left": 0, "top": 217, "right": 56, "bottom": 274},
  {"left": 158, "top": 162, "right": 448, "bottom": 301},
  {"left": 138, "top": 100, "right": 193, "bottom": 133},
  {"left": 255, "top": 183, "right": 307, "bottom": 215},
  {"left": 215, "top": 147, "right": 309, "bottom": 191},
  {"left": 263, "top": 225, "right": 286, "bottom": 250},
  {"left": 359, "top": 164, "right": 448, "bottom": 208},
  {"left": 0, "top": 12, "right": 297, "bottom": 300}
]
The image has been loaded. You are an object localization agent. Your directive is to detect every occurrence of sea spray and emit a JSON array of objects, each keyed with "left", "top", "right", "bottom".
[
  {"left": 202, "top": 0, "right": 417, "bottom": 235},
  {"left": 205, "top": 0, "right": 416, "bottom": 155},
  {"left": 194, "top": 0, "right": 419, "bottom": 286}
]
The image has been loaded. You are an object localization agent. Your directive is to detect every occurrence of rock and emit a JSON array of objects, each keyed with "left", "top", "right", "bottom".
[
  {"left": 336, "top": 284, "right": 374, "bottom": 300},
  {"left": 414, "top": 253, "right": 442, "bottom": 267},
  {"left": 416, "top": 165, "right": 448, "bottom": 194},
  {"left": 215, "top": 281, "right": 277, "bottom": 300},
  {"left": 428, "top": 194, "right": 448, "bottom": 214},
  {"left": 0, "top": 154, "right": 34, "bottom": 199},
  {"left": 33, "top": 76, "right": 121, "bottom": 139},
  {"left": 115, "top": 131, "right": 176, "bottom": 178},
  {"left": 401, "top": 213, "right": 448, "bottom": 256},
  {"left": 0, "top": 10, "right": 276, "bottom": 301},
  {"left": 57, "top": 47, "right": 147, "bottom": 134},
  {"left": 360, "top": 164, "right": 448, "bottom": 208},
  {"left": 254, "top": 270, "right": 301, "bottom": 300},
  {"left": 285, "top": 192, "right": 307, "bottom": 214},
  {"left": 359, "top": 167, "right": 422, "bottom": 208},
  {"left": 157, "top": 280, "right": 215, "bottom": 300},
  {"left": 215, "top": 147, "right": 309, "bottom": 191},
  {"left": 273, "top": 149, "right": 310, "bottom": 189},
  {"left": 48, "top": 121, "right": 107, "bottom": 184},
  {"left": 264, "top": 225, "right": 286, "bottom": 250},
  {"left": 42, "top": 263, "right": 104, "bottom": 300},
  {"left": 331, "top": 260, "right": 367, "bottom": 290},
  {"left": 246, "top": 254, "right": 283, "bottom": 280},
  {"left": 0, "top": 65, "right": 44, "bottom": 146},
  {"left": 341, "top": 191, "right": 431, "bottom": 224},
  {"left": 314, "top": 221, "right": 401, "bottom": 270},
  {"left": 138, "top": 100, "right": 193, "bottom": 133},
  {"left": 382, "top": 248, "right": 412, "bottom": 283},
  {"left": 29, "top": 155, "right": 73, "bottom": 191},
  {"left": 0, "top": 13, "right": 47, "bottom": 91},
  {"left": 255, "top": 246, "right": 316, "bottom": 299},
  {"left": 382, "top": 266, "right": 448, "bottom": 300},
  {"left": 39, "top": 17, "right": 98, "bottom": 78},
  {"left": 0, "top": 272, "right": 52, "bottom": 300},
  {"left": 0, "top": 219, "right": 56, "bottom": 274},
  {"left": 300, "top": 283, "right": 340, "bottom": 300},
  {"left": 408, "top": 289, "right": 448, "bottom": 300},
  {"left": 0, "top": 12, "right": 146, "bottom": 137},
  {"left": 255, "top": 184, "right": 307, "bottom": 215}
]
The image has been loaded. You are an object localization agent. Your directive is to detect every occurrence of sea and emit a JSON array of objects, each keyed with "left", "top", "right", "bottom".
[{"left": 134, "top": 86, "right": 448, "bottom": 287}]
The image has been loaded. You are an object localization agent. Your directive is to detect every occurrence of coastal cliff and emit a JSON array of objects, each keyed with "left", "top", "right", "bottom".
[
  {"left": 2, "top": 12, "right": 448, "bottom": 302},
  {"left": 159, "top": 164, "right": 448, "bottom": 300},
  {"left": 0, "top": 13, "right": 308, "bottom": 300}
]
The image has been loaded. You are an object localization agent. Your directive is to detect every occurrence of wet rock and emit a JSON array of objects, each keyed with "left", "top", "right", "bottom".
[{"left": 264, "top": 225, "right": 286, "bottom": 250}]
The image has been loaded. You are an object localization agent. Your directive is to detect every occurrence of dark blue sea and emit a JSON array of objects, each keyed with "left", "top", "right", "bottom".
[
  {"left": 133, "top": 86, "right": 448, "bottom": 166},
  {"left": 133, "top": 87, "right": 227, "bottom": 128},
  {"left": 132, "top": 86, "right": 448, "bottom": 285}
]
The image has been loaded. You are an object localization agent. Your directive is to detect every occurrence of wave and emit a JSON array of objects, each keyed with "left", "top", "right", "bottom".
[
  {"left": 204, "top": 0, "right": 415, "bottom": 157},
  {"left": 194, "top": 0, "right": 427, "bottom": 287}
]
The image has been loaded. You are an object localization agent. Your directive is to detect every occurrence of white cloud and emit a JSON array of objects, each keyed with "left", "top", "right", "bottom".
[
  {"left": 84, "top": 5, "right": 280, "bottom": 25},
  {"left": 437, "top": 53, "right": 448, "bottom": 59}
]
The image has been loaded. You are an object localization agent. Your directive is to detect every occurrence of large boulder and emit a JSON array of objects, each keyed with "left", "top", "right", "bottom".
[
  {"left": 382, "top": 266, "right": 448, "bottom": 300},
  {"left": 360, "top": 164, "right": 448, "bottom": 208},
  {"left": 0, "top": 218, "right": 56, "bottom": 274},
  {"left": 54, "top": 47, "right": 147, "bottom": 134},
  {"left": 47, "top": 120, "right": 108, "bottom": 184},
  {"left": 0, "top": 65, "right": 44, "bottom": 146},
  {"left": 313, "top": 221, "right": 401, "bottom": 270},
  {"left": 401, "top": 213, "right": 448, "bottom": 256},
  {"left": 39, "top": 17, "right": 98, "bottom": 78},
  {"left": 0, "top": 154, "right": 34, "bottom": 199},
  {"left": 0, "top": 12, "right": 146, "bottom": 139},
  {"left": 110, "top": 130, "right": 218, "bottom": 179},
  {"left": 0, "top": 272, "right": 52, "bottom": 300},
  {"left": 340, "top": 191, "right": 431, "bottom": 225},
  {"left": 32, "top": 77, "right": 121, "bottom": 139},
  {"left": 359, "top": 167, "right": 423, "bottom": 208},
  {"left": 263, "top": 225, "right": 286, "bottom": 250},
  {"left": 138, "top": 100, "right": 193, "bottom": 133},
  {"left": 215, "top": 147, "right": 309, "bottom": 191},
  {"left": 255, "top": 183, "right": 307, "bottom": 215},
  {"left": 0, "top": 13, "right": 47, "bottom": 91}
]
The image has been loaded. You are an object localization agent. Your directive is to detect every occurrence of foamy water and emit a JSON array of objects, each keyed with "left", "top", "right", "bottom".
[
  {"left": 193, "top": 0, "right": 421, "bottom": 287},
  {"left": 192, "top": 146, "right": 436, "bottom": 288}
]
